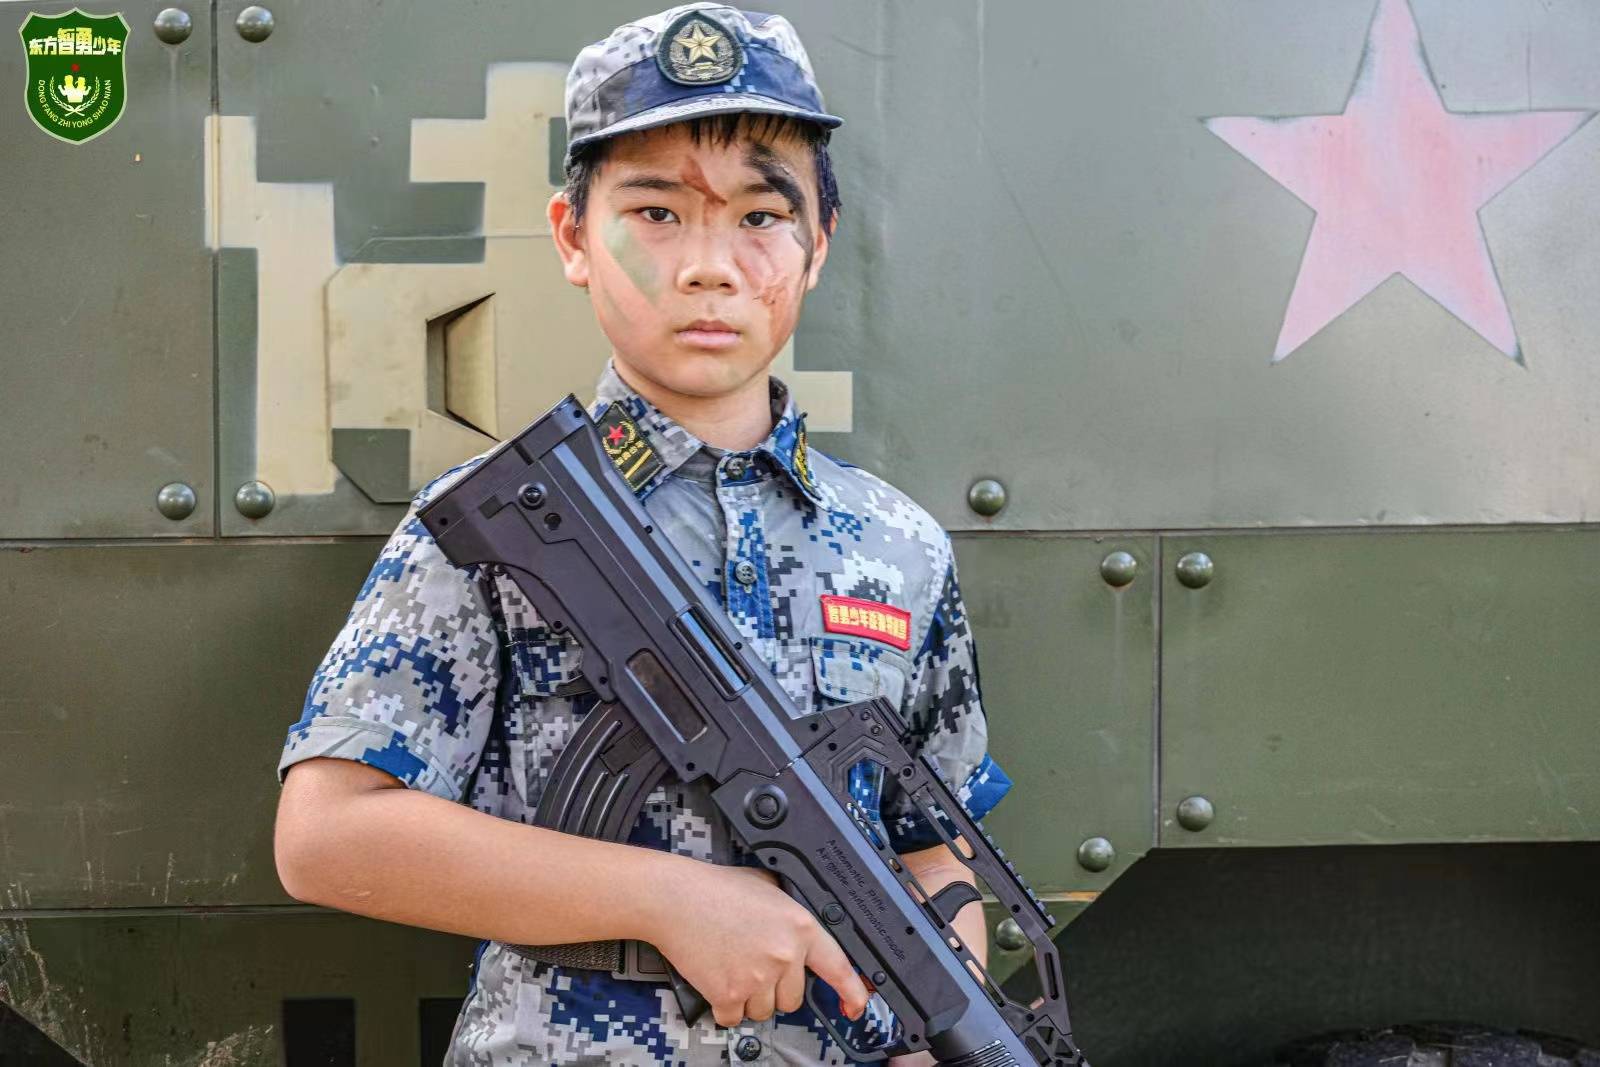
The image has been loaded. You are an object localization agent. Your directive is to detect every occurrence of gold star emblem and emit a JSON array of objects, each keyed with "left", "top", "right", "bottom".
[{"left": 675, "top": 20, "right": 723, "bottom": 64}]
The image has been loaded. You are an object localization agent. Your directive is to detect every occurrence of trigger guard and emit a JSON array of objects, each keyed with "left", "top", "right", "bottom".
[
  {"left": 775, "top": 875, "right": 898, "bottom": 1060},
  {"left": 801, "top": 973, "right": 905, "bottom": 1063}
]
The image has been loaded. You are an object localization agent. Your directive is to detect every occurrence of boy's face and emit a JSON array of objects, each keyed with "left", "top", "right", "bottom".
[{"left": 550, "top": 122, "right": 830, "bottom": 402}]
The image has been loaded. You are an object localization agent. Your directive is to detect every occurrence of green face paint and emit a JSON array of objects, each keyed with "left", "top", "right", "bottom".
[
  {"left": 595, "top": 266, "right": 628, "bottom": 327},
  {"left": 602, "top": 213, "right": 661, "bottom": 302}
]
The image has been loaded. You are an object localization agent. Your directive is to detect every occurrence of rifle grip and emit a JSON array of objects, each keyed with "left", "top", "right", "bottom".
[{"left": 666, "top": 960, "right": 711, "bottom": 1025}]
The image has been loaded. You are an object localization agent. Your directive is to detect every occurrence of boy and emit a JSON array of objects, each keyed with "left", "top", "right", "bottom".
[{"left": 274, "top": 5, "right": 1013, "bottom": 1064}]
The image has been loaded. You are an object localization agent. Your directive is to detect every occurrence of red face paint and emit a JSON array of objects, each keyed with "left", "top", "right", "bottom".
[{"left": 677, "top": 157, "right": 729, "bottom": 209}]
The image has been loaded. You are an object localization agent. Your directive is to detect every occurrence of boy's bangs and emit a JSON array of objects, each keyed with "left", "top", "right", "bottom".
[{"left": 680, "top": 111, "right": 829, "bottom": 148}]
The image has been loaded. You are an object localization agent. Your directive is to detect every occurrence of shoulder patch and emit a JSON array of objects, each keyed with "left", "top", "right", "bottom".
[
  {"left": 597, "top": 402, "right": 663, "bottom": 493},
  {"left": 820, "top": 594, "right": 912, "bottom": 652},
  {"left": 794, "top": 426, "right": 817, "bottom": 493}
]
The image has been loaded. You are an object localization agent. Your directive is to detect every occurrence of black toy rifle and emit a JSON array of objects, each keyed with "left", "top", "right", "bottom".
[{"left": 417, "top": 395, "right": 1087, "bottom": 1067}]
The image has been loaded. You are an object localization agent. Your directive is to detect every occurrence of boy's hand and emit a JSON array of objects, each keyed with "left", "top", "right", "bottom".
[{"left": 652, "top": 860, "right": 871, "bottom": 1029}]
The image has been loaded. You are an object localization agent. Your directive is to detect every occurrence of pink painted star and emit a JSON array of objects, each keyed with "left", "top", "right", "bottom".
[{"left": 1206, "top": 0, "right": 1593, "bottom": 363}]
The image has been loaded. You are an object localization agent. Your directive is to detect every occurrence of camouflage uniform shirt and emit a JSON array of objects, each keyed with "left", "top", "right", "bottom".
[{"left": 278, "top": 361, "right": 1013, "bottom": 1065}]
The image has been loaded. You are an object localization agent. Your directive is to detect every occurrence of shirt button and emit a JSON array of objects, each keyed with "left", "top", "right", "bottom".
[
  {"left": 734, "top": 560, "right": 758, "bottom": 588},
  {"left": 725, "top": 456, "right": 749, "bottom": 480},
  {"left": 735, "top": 1035, "right": 763, "bottom": 1061}
]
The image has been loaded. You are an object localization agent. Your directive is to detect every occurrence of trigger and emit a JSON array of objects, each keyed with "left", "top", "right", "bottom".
[{"left": 929, "top": 880, "right": 983, "bottom": 924}]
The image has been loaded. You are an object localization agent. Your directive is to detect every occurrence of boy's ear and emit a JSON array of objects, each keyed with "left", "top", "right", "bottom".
[
  {"left": 548, "top": 191, "right": 590, "bottom": 289},
  {"left": 804, "top": 208, "right": 835, "bottom": 291}
]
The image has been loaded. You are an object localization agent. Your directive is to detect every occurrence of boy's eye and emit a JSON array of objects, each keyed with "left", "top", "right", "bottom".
[
  {"left": 639, "top": 207, "right": 677, "bottom": 223},
  {"left": 743, "top": 210, "right": 781, "bottom": 228}
]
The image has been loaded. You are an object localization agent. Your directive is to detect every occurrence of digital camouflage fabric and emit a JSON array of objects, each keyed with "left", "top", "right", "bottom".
[{"left": 279, "top": 362, "right": 1011, "bottom": 1064}]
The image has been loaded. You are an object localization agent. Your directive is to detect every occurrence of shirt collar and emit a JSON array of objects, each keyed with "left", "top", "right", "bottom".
[{"left": 590, "top": 359, "right": 823, "bottom": 505}]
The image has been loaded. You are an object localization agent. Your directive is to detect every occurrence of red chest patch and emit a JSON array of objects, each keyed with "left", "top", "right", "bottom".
[{"left": 819, "top": 595, "right": 912, "bottom": 651}]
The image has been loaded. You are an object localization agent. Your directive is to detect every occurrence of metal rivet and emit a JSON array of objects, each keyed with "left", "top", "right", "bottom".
[
  {"left": 1175, "top": 551, "right": 1214, "bottom": 589},
  {"left": 1076, "top": 836, "right": 1116, "bottom": 872},
  {"left": 967, "top": 478, "right": 1006, "bottom": 517},
  {"left": 518, "top": 483, "right": 546, "bottom": 509},
  {"left": 725, "top": 456, "right": 748, "bottom": 479},
  {"left": 1099, "top": 550, "right": 1137, "bottom": 588},
  {"left": 821, "top": 902, "right": 845, "bottom": 925},
  {"left": 735, "top": 1035, "right": 763, "bottom": 1061},
  {"left": 234, "top": 480, "right": 275, "bottom": 519},
  {"left": 152, "top": 7, "right": 192, "bottom": 44},
  {"left": 234, "top": 5, "right": 274, "bottom": 42},
  {"left": 1176, "top": 795, "right": 1215, "bottom": 832},
  {"left": 871, "top": 970, "right": 888, "bottom": 985},
  {"left": 994, "top": 917, "right": 1027, "bottom": 952},
  {"left": 155, "top": 482, "right": 196, "bottom": 520},
  {"left": 734, "top": 560, "right": 758, "bottom": 587}
]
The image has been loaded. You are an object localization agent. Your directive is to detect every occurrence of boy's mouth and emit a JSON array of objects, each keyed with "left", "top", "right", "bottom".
[{"left": 675, "top": 319, "right": 742, "bottom": 350}]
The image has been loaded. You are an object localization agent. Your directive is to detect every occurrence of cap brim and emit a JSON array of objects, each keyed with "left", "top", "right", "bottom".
[{"left": 566, "top": 92, "right": 842, "bottom": 161}]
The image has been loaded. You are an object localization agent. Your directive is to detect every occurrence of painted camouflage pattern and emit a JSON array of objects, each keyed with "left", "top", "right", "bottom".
[{"left": 278, "top": 361, "right": 1011, "bottom": 1064}]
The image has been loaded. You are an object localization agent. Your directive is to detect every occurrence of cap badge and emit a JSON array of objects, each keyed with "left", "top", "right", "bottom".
[{"left": 657, "top": 12, "right": 743, "bottom": 86}]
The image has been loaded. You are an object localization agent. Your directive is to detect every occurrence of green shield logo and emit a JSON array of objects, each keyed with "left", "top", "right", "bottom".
[{"left": 18, "top": 8, "right": 129, "bottom": 144}]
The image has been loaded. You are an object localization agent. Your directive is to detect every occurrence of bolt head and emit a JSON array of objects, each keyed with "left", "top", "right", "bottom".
[
  {"left": 1176, "top": 795, "right": 1215, "bottom": 832},
  {"left": 994, "top": 917, "right": 1027, "bottom": 951},
  {"left": 967, "top": 478, "right": 1007, "bottom": 517},
  {"left": 746, "top": 786, "right": 786, "bottom": 827},
  {"left": 155, "top": 482, "right": 196, "bottom": 520},
  {"left": 1100, "top": 550, "right": 1138, "bottom": 587},
  {"left": 235, "top": 4, "right": 275, "bottom": 41},
  {"left": 234, "top": 480, "right": 275, "bottom": 519},
  {"left": 152, "top": 7, "right": 193, "bottom": 43},
  {"left": 1076, "top": 836, "right": 1116, "bottom": 872},
  {"left": 1175, "top": 551, "right": 1214, "bottom": 589}
]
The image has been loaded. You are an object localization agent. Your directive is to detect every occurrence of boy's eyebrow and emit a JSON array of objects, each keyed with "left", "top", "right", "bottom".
[
  {"left": 612, "top": 175, "right": 683, "bottom": 192},
  {"left": 611, "top": 171, "right": 797, "bottom": 201}
]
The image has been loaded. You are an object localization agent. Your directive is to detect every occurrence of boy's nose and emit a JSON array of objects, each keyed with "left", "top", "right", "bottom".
[{"left": 675, "top": 229, "right": 739, "bottom": 294}]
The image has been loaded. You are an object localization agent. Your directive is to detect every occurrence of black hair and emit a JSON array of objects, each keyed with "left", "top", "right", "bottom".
[{"left": 563, "top": 111, "right": 840, "bottom": 235}]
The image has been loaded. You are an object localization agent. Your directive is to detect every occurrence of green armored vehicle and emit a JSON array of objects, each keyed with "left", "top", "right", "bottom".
[{"left": 3, "top": 1, "right": 1597, "bottom": 1064}]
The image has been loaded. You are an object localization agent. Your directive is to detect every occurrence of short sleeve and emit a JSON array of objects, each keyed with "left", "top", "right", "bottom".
[
  {"left": 277, "top": 459, "right": 501, "bottom": 802},
  {"left": 880, "top": 548, "right": 1013, "bottom": 853}
]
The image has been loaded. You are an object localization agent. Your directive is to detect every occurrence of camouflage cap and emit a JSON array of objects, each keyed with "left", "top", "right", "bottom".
[{"left": 564, "top": 3, "right": 842, "bottom": 165}]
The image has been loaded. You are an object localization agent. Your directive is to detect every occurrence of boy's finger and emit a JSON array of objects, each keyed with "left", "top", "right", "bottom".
[
  {"left": 744, "top": 986, "right": 776, "bottom": 1024},
  {"left": 804, "top": 932, "right": 870, "bottom": 1018},
  {"left": 775, "top": 960, "right": 807, "bottom": 1015},
  {"left": 712, "top": 1001, "right": 745, "bottom": 1029}
]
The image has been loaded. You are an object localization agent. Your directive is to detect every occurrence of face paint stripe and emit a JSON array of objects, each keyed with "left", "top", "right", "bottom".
[
  {"left": 744, "top": 142, "right": 814, "bottom": 280},
  {"left": 678, "top": 157, "right": 729, "bottom": 208},
  {"left": 601, "top": 212, "right": 661, "bottom": 302}
]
